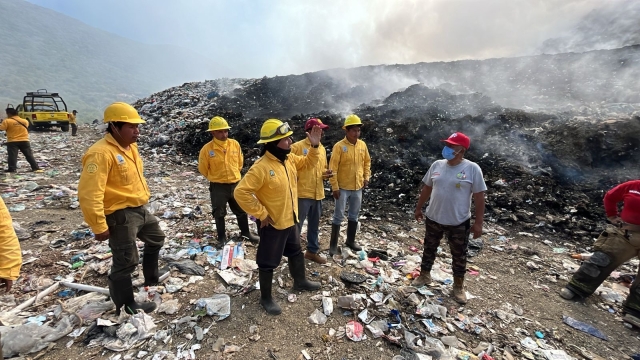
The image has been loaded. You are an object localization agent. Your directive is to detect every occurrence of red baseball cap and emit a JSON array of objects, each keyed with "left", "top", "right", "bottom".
[
  {"left": 441, "top": 132, "right": 470, "bottom": 149},
  {"left": 305, "top": 118, "right": 329, "bottom": 131}
]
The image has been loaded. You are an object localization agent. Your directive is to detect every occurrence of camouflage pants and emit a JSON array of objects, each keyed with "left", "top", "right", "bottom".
[
  {"left": 420, "top": 217, "right": 471, "bottom": 278},
  {"left": 567, "top": 226, "right": 640, "bottom": 316}
]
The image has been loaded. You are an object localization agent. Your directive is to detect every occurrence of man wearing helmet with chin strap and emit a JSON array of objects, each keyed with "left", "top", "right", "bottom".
[
  {"left": 234, "top": 119, "right": 323, "bottom": 315},
  {"left": 412, "top": 132, "right": 486, "bottom": 304},
  {"left": 78, "top": 102, "right": 165, "bottom": 315},
  {"left": 198, "top": 116, "right": 259, "bottom": 245}
]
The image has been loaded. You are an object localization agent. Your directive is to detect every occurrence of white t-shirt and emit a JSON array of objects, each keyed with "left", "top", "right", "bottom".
[{"left": 422, "top": 159, "right": 487, "bottom": 226}]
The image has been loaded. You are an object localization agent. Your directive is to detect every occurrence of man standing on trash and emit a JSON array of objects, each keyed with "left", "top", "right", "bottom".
[
  {"left": 198, "top": 116, "right": 259, "bottom": 244},
  {"left": 1, "top": 106, "right": 42, "bottom": 173},
  {"left": 412, "top": 132, "right": 486, "bottom": 304},
  {"left": 328, "top": 114, "right": 371, "bottom": 255},
  {"left": 560, "top": 180, "right": 640, "bottom": 326},
  {"left": 291, "top": 118, "right": 333, "bottom": 264},
  {"left": 78, "top": 102, "right": 164, "bottom": 315},
  {"left": 69, "top": 110, "right": 78, "bottom": 136},
  {"left": 234, "top": 119, "right": 322, "bottom": 315}
]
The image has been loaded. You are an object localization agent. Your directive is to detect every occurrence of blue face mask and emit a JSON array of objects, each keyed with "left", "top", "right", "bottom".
[{"left": 442, "top": 146, "right": 457, "bottom": 160}]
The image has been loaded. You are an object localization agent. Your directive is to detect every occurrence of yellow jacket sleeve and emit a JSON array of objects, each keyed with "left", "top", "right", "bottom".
[
  {"left": 197, "top": 146, "right": 209, "bottom": 179},
  {"left": 234, "top": 165, "right": 269, "bottom": 221},
  {"left": 78, "top": 152, "right": 110, "bottom": 234},
  {"left": 364, "top": 143, "right": 371, "bottom": 181},
  {"left": 0, "top": 120, "right": 7, "bottom": 131},
  {"left": 237, "top": 142, "right": 244, "bottom": 174},
  {"left": 290, "top": 146, "right": 319, "bottom": 171},
  {"left": 0, "top": 197, "right": 21, "bottom": 281},
  {"left": 329, "top": 143, "right": 342, "bottom": 191}
]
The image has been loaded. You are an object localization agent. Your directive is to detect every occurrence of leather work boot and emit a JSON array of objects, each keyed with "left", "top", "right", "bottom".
[
  {"left": 304, "top": 250, "right": 327, "bottom": 264},
  {"left": 238, "top": 215, "right": 260, "bottom": 243},
  {"left": 411, "top": 271, "right": 432, "bottom": 287},
  {"left": 259, "top": 269, "right": 281, "bottom": 315},
  {"left": 452, "top": 277, "right": 467, "bottom": 304},
  {"left": 215, "top": 217, "right": 227, "bottom": 245},
  {"left": 142, "top": 252, "right": 169, "bottom": 286},
  {"left": 109, "top": 277, "right": 157, "bottom": 316},
  {"left": 624, "top": 314, "right": 640, "bottom": 328},
  {"left": 345, "top": 220, "right": 361, "bottom": 251},
  {"left": 559, "top": 287, "right": 576, "bottom": 300},
  {"left": 289, "top": 253, "right": 321, "bottom": 291},
  {"left": 329, "top": 224, "right": 340, "bottom": 255}
]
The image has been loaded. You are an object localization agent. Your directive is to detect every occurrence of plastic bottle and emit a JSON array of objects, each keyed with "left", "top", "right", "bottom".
[{"left": 571, "top": 253, "right": 593, "bottom": 260}]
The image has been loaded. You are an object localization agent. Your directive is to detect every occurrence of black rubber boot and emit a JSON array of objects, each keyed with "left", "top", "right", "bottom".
[
  {"left": 215, "top": 217, "right": 227, "bottom": 245},
  {"left": 345, "top": 220, "right": 361, "bottom": 251},
  {"left": 289, "top": 253, "right": 321, "bottom": 291},
  {"left": 109, "top": 277, "right": 157, "bottom": 316},
  {"left": 142, "top": 252, "right": 168, "bottom": 286},
  {"left": 238, "top": 215, "right": 260, "bottom": 243},
  {"left": 259, "top": 269, "right": 281, "bottom": 315},
  {"left": 329, "top": 224, "right": 340, "bottom": 256}
]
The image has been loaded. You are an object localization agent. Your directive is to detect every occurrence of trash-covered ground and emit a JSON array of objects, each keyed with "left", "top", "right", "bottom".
[
  {"left": 0, "top": 122, "right": 639, "bottom": 360},
  {"left": 3, "top": 45, "right": 640, "bottom": 359}
]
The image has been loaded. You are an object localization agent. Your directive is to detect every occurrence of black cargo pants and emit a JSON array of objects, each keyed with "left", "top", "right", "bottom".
[
  {"left": 106, "top": 206, "right": 165, "bottom": 281},
  {"left": 567, "top": 226, "right": 640, "bottom": 316},
  {"left": 420, "top": 217, "right": 471, "bottom": 278},
  {"left": 6, "top": 141, "right": 39, "bottom": 172},
  {"left": 209, "top": 182, "right": 247, "bottom": 218},
  {"left": 255, "top": 220, "right": 302, "bottom": 271}
]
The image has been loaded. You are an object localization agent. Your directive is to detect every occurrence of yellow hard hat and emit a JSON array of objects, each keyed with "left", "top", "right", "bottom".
[
  {"left": 207, "top": 116, "right": 230, "bottom": 131},
  {"left": 103, "top": 102, "right": 145, "bottom": 124},
  {"left": 342, "top": 114, "right": 362, "bottom": 129},
  {"left": 257, "top": 119, "right": 293, "bottom": 144}
]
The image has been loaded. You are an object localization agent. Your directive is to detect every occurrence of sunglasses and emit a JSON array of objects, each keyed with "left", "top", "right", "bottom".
[{"left": 261, "top": 122, "right": 291, "bottom": 141}]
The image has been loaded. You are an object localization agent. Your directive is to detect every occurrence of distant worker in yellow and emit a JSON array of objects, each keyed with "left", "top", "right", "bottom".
[
  {"left": 234, "top": 119, "right": 322, "bottom": 315},
  {"left": 1, "top": 106, "right": 42, "bottom": 173},
  {"left": 0, "top": 196, "right": 21, "bottom": 293},
  {"left": 328, "top": 114, "right": 371, "bottom": 254},
  {"left": 290, "top": 118, "right": 333, "bottom": 264},
  {"left": 70, "top": 109, "right": 78, "bottom": 136},
  {"left": 78, "top": 102, "right": 164, "bottom": 315},
  {"left": 198, "top": 116, "right": 259, "bottom": 244}
]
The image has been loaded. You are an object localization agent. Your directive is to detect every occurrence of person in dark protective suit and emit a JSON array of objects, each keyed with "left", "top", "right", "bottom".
[{"left": 560, "top": 180, "right": 640, "bottom": 325}]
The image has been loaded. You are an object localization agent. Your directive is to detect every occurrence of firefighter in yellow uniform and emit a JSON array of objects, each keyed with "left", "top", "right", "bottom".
[
  {"left": 78, "top": 102, "right": 163, "bottom": 315},
  {"left": 234, "top": 119, "right": 322, "bottom": 315},
  {"left": 70, "top": 110, "right": 78, "bottom": 136},
  {"left": 198, "top": 116, "right": 259, "bottom": 244},
  {"left": 0, "top": 196, "right": 21, "bottom": 358},
  {"left": 0, "top": 196, "right": 21, "bottom": 292},
  {"left": 1, "top": 106, "right": 42, "bottom": 173},
  {"left": 290, "top": 118, "right": 333, "bottom": 264},
  {"left": 328, "top": 114, "right": 371, "bottom": 254}
]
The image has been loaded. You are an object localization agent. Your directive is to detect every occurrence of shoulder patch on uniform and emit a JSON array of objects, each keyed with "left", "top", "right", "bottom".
[
  {"left": 269, "top": 170, "right": 275, "bottom": 177},
  {"left": 209, "top": 150, "right": 216, "bottom": 157},
  {"left": 86, "top": 163, "right": 98, "bottom": 174},
  {"left": 115, "top": 154, "right": 126, "bottom": 165},
  {"left": 303, "top": 148, "right": 308, "bottom": 155},
  {"left": 342, "top": 146, "right": 348, "bottom": 153}
]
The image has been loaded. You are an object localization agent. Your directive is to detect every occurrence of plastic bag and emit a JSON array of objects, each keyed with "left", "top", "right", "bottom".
[{"left": 195, "top": 294, "right": 231, "bottom": 320}]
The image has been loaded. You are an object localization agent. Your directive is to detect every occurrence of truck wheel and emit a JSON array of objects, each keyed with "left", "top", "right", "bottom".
[{"left": 60, "top": 125, "right": 70, "bottom": 132}]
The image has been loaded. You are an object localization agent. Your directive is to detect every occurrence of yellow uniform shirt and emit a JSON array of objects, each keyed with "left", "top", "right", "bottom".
[
  {"left": 290, "top": 139, "right": 327, "bottom": 200},
  {"left": 329, "top": 137, "right": 371, "bottom": 191},
  {"left": 78, "top": 133, "right": 151, "bottom": 234},
  {"left": 0, "top": 116, "right": 30, "bottom": 142},
  {"left": 0, "top": 197, "right": 21, "bottom": 281},
  {"left": 198, "top": 138, "right": 243, "bottom": 184},
  {"left": 234, "top": 148, "right": 319, "bottom": 230},
  {"left": 69, "top": 113, "right": 77, "bottom": 124}
]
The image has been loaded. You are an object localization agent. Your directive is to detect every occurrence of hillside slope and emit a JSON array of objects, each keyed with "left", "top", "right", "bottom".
[{"left": 0, "top": 0, "right": 219, "bottom": 121}]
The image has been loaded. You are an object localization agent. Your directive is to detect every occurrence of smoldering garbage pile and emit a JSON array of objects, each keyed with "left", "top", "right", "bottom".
[{"left": 133, "top": 78, "right": 640, "bottom": 243}]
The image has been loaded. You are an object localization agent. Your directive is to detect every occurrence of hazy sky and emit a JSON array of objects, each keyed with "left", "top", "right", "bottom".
[{"left": 26, "top": 0, "right": 603, "bottom": 78}]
